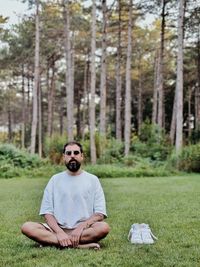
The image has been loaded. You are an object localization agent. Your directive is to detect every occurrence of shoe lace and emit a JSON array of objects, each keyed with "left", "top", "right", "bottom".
[{"left": 141, "top": 227, "right": 158, "bottom": 240}]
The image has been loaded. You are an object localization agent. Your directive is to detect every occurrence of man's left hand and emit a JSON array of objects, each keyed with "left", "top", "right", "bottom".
[{"left": 70, "top": 226, "right": 85, "bottom": 247}]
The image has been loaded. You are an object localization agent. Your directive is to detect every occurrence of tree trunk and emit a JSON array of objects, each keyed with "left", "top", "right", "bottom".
[
  {"left": 31, "top": 0, "right": 40, "bottom": 154},
  {"left": 152, "top": 50, "right": 159, "bottom": 124},
  {"left": 82, "top": 56, "right": 90, "bottom": 140},
  {"left": 116, "top": 0, "right": 122, "bottom": 141},
  {"left": 47, "top": 62, "right": 56, "bottom": 137},
  {"left": 62, "top": 0, "right": 74, "bottom": 141},
  {"left": 89, "top": 0, "right": 97, "bottom": 164},
  {"left": 175, "top": 0, "right": 185, "bottom": 152},
  {"left": 99, "top": 0, "right": 107, "bottom": 136},
  {"left": 124, "top": 0, "right": 132, "bottom": 156},
  {"left": 195, "top": 27, "right": 200, "bottom": 130},
  {"left": 170, "top": 89, "right": 176, "bottom": 144},
  {"left": 188, "top": 88, "right": 192, "bottom": 140},
  {"left": 59, "top": 85, "right": 66, "bottom": 135},
  {"left": 7, "top": 95, "right": 12, "bottom": 142},
  {"left": 21, "top": 64, "right": 25, "bottom": 148},
  {"left": 157, "top": 0, "right": 166, "bottom": 128},
  {"left": 138, "top": 69, "right": 142, "bottom": 134},
  {"left": 38, "top": 81, "right": 42, "bottom": 157}
]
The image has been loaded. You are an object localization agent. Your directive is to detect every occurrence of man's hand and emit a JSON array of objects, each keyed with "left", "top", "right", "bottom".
[
  {"left": 56, "top": 231, "right": 72, "bottom": 248},
  {"left": 70, "top": 224, "right": 87, "bottom": 247}
]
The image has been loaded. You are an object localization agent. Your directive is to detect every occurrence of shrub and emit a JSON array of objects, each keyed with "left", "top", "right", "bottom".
[
  {"left": 0, "top": 143, "right": 44, "bottom": 178},
  {"left": 170, "top": 143, "right": 200, "bottom": 172},
  {"left": 189, "top": 129, "right": 200, "bottom": 144},
  {"left": 0, "top": 144, "right": 42, "bottom": 168},
  {"left": 85, "top": 163, "right": 170, "bottom": 178},
  {"left": 131, "top": 122, "right": 172, "bottom": 161},
  {"left": 97, "top": 138, "right": 124, "bottom": 164},
  {"left": 44, "top": 134, "right": 68, "bottom": 164}
]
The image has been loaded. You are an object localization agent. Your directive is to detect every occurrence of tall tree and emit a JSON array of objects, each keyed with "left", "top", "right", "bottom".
[
  {"left": 115, "top": 0, "right": 122, "bottom": 141},
  {"left": 124, "top": 0, "right": 132, "bottom": 156},
  {"left": 31, "top": 0, "right": 40, "bottom": 154},
  {"left": 195, "top": 23, "right": 200, "bottom": 130},
  {"left": 175, "top": 0, "right": 185, "bottom": 151},
  {"left": 62, "top": 0, "right": 74, "bottom": 141},
  {"left": 99, "top": 0, "right": 107, "bottom": 136},
  {"left": 89, "top": 0, "right": 97, "bottom": 164},
  {"left": 157, "top": 0, "right": 167, "bottom": 128},
  {"left": 21, "top": 64, "right": 26, "bottom": 148},
  {"left": 47, "top": 59, "right": 56, "bottom": 137}
]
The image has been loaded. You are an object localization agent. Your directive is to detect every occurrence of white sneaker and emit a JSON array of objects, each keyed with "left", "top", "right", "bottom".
[
  {"left": 128, "top": 223, "right": 143, "bottom": 244},
  {"left": 140, "top": 223, "right": 157, "bottom": 244}
]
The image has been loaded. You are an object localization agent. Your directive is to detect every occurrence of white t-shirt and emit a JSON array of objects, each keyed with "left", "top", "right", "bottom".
[{"left": 39, "top": 170, "right": 107, "bottom": 229}]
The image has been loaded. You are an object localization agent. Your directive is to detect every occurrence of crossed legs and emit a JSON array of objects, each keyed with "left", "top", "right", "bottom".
[{"left": 21, "top": 221, "right": 110, "bottom": 249}]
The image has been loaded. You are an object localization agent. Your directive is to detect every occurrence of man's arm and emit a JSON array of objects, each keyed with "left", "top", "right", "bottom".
[
  {"left": 44, "top": 214, "right": 72, "bottom": 247},
  {"left": 82, "top": 213, "right": 105, "bottom": 229},
  {"left": 69, "top": 213, "right": 105, "bottom": 247}
]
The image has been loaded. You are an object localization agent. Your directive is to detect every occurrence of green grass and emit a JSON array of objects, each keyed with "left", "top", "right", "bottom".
[{"left": 1, "top": 175, "right": 200, "bottom": 267}]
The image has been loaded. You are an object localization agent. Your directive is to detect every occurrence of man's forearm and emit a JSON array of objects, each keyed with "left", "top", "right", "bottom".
[
  {"left": 82, "top": 213, "right": 105, "bottom": 229},
  {"left": 44, "top": 214, "right": 64, "bottom": 234}
]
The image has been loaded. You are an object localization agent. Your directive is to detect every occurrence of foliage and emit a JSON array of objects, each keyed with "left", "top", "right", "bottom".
[
  {"left": 0, "top": 143, "right": 44, "bottom": 178},
  {"left": 131, "top": 122, "right": 172, "bottom": 161},
  {"left": 1, "top": 175, "right": 200, "bottom": 266},
  {"left": 44, "top": 134, "right": 68, "bottom": 164},
  {"left": 97, "top": 137, "right": 124, "bottom": 164},
  {"left": 85, "top": 161, "right": 171, "bottom": 178},
  {"left": 189, "top": 129, "right": 200, "bottom": 144},
  {"left": 169, "top": 143, "right": 200, "bottom": 172}
]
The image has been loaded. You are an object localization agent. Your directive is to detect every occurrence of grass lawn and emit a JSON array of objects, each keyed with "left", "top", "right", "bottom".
[{"left": 0, "top": 174, "right": 200, "bottom": 267}]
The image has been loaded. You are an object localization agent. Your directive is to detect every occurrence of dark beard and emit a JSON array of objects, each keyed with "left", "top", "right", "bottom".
[{"left": 66, "top": 159, "right": 81, "bottom": 172}]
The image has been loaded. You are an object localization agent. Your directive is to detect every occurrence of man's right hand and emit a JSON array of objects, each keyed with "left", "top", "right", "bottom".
[{"left": 56, "top": 231, "right": 72, "bottom": 248}]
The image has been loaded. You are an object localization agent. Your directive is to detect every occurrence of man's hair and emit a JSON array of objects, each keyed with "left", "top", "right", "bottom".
[{"left": 62, "top": 141, "right": 83, "bottom": 154}]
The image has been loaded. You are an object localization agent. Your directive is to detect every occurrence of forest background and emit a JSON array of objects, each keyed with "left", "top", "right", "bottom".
[{"left": 0, "top": 0, "right": 200, "bottom": 175}]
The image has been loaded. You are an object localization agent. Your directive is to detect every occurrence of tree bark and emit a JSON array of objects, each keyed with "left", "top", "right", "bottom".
[
  {"left": 124, "top": 0, "right": 132, "bottom": 156},
  {"left": 116, "top": 0, "right": 122, "bottom": 141},
  {"left": 21, "top": 64, "right": 25, "bottom": 148},
  {"left": 62, "top": 0, "right": 74, "bottom": 141},
  {"left": 138, "top": 68, "right": 142, "bottom": 134},
  {"left": 195, "top": 27, "right": 200, "bottom": 130},
  {"left": 99, "top": 0, "right": 107, "bottom": 136},
  {"left": 152, "top": 50, "right": 159, "bottom": 124},
  {"left": 82, "top": 56, "right": 90, "bottom": 140},
  {"left": 47, "top": 61, "right": 56, "bottom": 137},
  {"left": 89, "top": 0, "right": 97, "bottom": 164},
  {"left": 38, "top": 81, "right": 42, "bottom": 157},
  {"left": 157, "top": 0, "right": 166, "bottom": 128},
  {"left": 31, "top": 0, "right": 40, "bottom": 154},
  {"left": 170, "top": 89, "right": 176, "bottom": 144},
  {"left": 175, "top": 0, "right": 185, "bottom": 152}
]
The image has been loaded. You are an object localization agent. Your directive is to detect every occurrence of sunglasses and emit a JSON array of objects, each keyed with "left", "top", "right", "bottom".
[{"left": 64, "top": 150, "right": 81, "bottom": 156}]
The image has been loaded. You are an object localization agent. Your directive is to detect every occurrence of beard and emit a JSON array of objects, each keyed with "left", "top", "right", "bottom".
[{"left": 65, "top": 159, "right": 81, "bottom": 172}]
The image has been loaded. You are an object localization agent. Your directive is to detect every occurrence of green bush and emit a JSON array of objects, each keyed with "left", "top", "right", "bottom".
[
  {"left": 0, "top": 143, "right": 44, "bottom": 178},
  {"left": 97, "top": 138, "right": 124, "bottom": 164},
  {"left": 0, "top": 144, "right": 42, "bottom": 168},
  {"left": 44, "top": 134, "right": 68, "bottom": 164},
  {"left": 85, "top": 163, "right": 170, "bottom": 178},
  {"left": 189, "top": 129, "right": 200, "bottom": 144},
  {"left": 131, "top": 122, "right": 172, "bottom": 161},
  {"left": 170, "top": 143, "right": 200, "bottom": 172}
]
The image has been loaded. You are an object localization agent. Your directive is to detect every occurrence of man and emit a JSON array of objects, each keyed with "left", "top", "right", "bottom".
[{"left": 21, "top": 141, "right": 110, "bottom": 249}]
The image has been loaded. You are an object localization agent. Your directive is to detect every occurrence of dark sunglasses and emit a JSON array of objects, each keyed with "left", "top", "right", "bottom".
[{"left": 64, "top": 150, "right": 81, "bottom": 156}]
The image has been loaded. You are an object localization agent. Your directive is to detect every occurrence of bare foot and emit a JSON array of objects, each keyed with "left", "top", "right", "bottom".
[{"left": 77, "top": 243, "right": 100, "bottom": 250}]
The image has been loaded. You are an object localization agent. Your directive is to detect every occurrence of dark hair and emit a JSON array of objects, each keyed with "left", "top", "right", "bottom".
[{"left": 63, "top": 141, "right": 83, "bottom": 154}]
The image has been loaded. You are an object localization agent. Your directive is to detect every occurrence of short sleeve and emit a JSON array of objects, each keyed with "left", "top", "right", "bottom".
[
  {"left": 39, "top": 177, "right": 54, "bottom": 216},
  {"left": 93, "top": 179, "right": 107, "bottom": 218}
]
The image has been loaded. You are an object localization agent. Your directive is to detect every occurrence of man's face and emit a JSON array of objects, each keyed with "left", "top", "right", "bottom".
[{"left": 63, "top": 144, "right": 83, "bottom": 173}]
